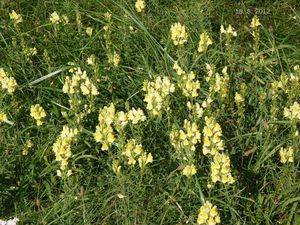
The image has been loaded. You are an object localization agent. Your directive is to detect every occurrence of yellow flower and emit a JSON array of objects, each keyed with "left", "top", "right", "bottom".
[
  {"left": 202, "top": 117, "right": 224, "bottom": 155},
  {"left": 197, "top": 201, "right": 221, "bottom": 225},
  {"left": 220, "top": 24, "right": 237, "bottom": 37},
  {"left": 50, "top": 11, "right": 60, "bottom": 24},
  {"left": 279, "top": 147, "right": 294, "bottom": 163},
  {"left": 87, "top": 54, "right": 96, "bottom": 65},
  {"left": 9, "top": 10, "right": 23, "bottom": 24},
  {"left": 173, "top": 63, "right": 200, "bottom": 98},
  {"left": 86, "top": 27, "right": 93, "bottom": 36},
  {"left": 52, "top": 126, "right": 79, "bottom": 171},
  {"left": 250, "top": 15, "right": 261, "bottom": 28},
  {"left": 112, "top": 159, "right": 122, "bottom": 175},
  {"left": 210, "top": 153, "right": 234, "bottom": 184},
  {"left": 114, "top": 111, "right": 128, "bottom": 131},
  {"left": 182, "top": 164, "right": 197, "bottom": 177},
  {"left": 283, "top": 102, "right": 300, "bottom": 120},
  {"left": 143, "top": 76, "right": 175, "bottom": 116},
  {"left": 135, "top": 0, "right": 145, "bottom": 13},
  {"left": 22, "top": 140, "right": 33, "bottom": 155},
  {"left": 127, "top": 108, "right": 146, "bottom": 124},
  {"left": 62, "top": 15, "right": 69, "bottom": 25},
  {"left": 0, "top": 69, "right": 18, "bottom": 94},
  {"left": 63, "top": 67, "right": 98, "bottom": 96},
  {"left": 234, "top": 92, "right": 244, "bottom": 104},
  {"left": 0, "top": 112, "right": 8, "bottom": 124},
  {"left": 122, "top": 139, "right": 152, "bottom": 169},
  {"left": 170, "top": 22, "right": 188, "bottom": 46},
  {"left": 30, "top": 104, "right": 46, "bottom": 126},
  {"left": 108, "top": 52, "right": 121, "bottom": 67},
  {"left": 198, "top": 32, "right": 213, "bottom": 53}
]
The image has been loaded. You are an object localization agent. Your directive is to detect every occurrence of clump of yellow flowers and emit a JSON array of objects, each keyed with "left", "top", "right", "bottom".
[
  {"left": 197, "top": 201, "right": 221, "bottom": 225},
  {"left": 182, "top": 164, "right": 197, "bottom": 177},
  {"left": 198, "top": 32, "right": 213, "bottom": 53},
  {"left": 250, "top": 15, "right": 261, "bottom": 28},
  {"left": 143, "top": 76, "right": 175, "bottom": 116},
  {"left": 9, "top": 10, "right": 23, "bottom": 24},
  {"left": 279, "top": 147, "right": 294, "bottom": 164},
  {"left": 63, "top": 67, "right": 98, "bottom": 96},
  {"left": 170, "top": 22, "right": 188, "bottom": 46},
  {"left": 108, "top": 52, "right": 121, "bottom": 67},
  {"left": 170, "top": 120, "right": 201, "bottom": 177},
  {"left": 170, "top": 119, "right": 201, "bottom": 152},
  {"left": 210, "top": 153, "right": 235, "bottom": 184},
  {"left": 52, "top": 126, "right": 79, "bottom": 173},
  {"left": 49, "top": 11, "right": 60, "bottom": 24},
  {"left": 30, "top": 104, "right": 47, "bottom": 126},
  {"left": 122, "top": 139, "right": 153, "bottom": 169},
  {"left": 94, "top": 103, "right": 116, "bottom": 151},
  {"left": 135, "top": 0, "right": 145, "bottom": 13},
  {"left": 187, "top": 102, "right": 204, "bottom": 119},
  {"left": 0, "top": 68, "right": 18, "bottom": 94},
  {"left": 49, "top": 11, "right": 69, "bottom": 25},
  {"left": 0, "top": 112, "right": 8, "bottom": 124},
  {"left": 283, "top": 102, "right": 300, "bottom": 120},
  {"left": 202, "top": 117, "right": 224, "bottom": 156},
  {"left": 173, "top": 62, "right": 200, "bottom": 98},
  {"left": 94, "top": 103, "right": 146, "bottom": 150},
  {"left": 220, "top": 24, "right": 237, "bottom": 37},
  {"left": 127, "top": 107, "right": 146, "bottom": 124}
]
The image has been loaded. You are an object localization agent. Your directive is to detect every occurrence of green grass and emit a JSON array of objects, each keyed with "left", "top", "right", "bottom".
[{"left": 1, "top": 0, "right": 300, "bottom": 224}]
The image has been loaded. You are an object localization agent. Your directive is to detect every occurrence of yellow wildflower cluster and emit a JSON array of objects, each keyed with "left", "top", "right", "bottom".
[
  {"left": 283, "top": 102, "right": 300, "bottom": 120},
  {"left": 30, "top": 104, "right": 46, "bottom": 126},
  {"left": 49, "top": 11, "right": 60, "bottom": 24},
  {"left": 114, "top": 111, "right": 128, "bottom": 132},
  {"left": 234, "top": 92, "right": 244, "bottom": 104},
  {"left": 122, "top": 139, "right": 153, "bottom": 169},
  {"left": 135, "top": 0, "right": 146, "bottom": 13},
  {"left": 220, "top": 24, "right": 237, "bottom": 36},
  {"left": 127, "top": 107, "right": 146, "bottom": 124},
  {"left": 202, "top": 117, "right": 224, "bottom": 156},
  {"left": 187, "top": 102, "right": 204, "bottom": 119},
  {"left": 94, "top": 104, "right": 146, "bottom": 150},
  {"left": 170, "top": 23, "right": 188, "bottom": 46},
  {"left": 279, "top": 147, "right": 294, "bottom": 163},
  {"left": 87, "top": 54, "right": 96, "bottom": 66},
  {"left": 49, "top": 11, "right": 69, "bottom": 25},
  {"left": 9, "top": 10, "right": 23, "bottom": 24},
  {"left": 170, "top": 119, "right": 201, "bottom": 153},
  {"left": 250, "top": 15, "right": 261, "bottom": 28},
  {"left": 0, "top": 112, "right": 8, "bottom": 124},
  {"left": 63, "top": 67, "right": 98, "bottom": 96},
  {"left": 52, "top": 126, "right": 79, "bottom": 171},
  {"left": 170, "top": 120, "right": 200, "bottom": 178},
  {"left": 208, "top": 66, "right": 230, "bottom": 101},
  {"left": 210, "top": 153, "right": 235, "bottom": 184},
  {"left": 197, "top": 201, "right": 221, "bottom": 225},
  {"left": 94, "top": 103, "right": 116, "bottom": 151},
  {"left": 0, "top": 68, "right": 17, "bottom": 93},
  {"left": 173, "top": 62, "right": 200, "bottom": 98},
  {"left": 24, "top": 47, "right": 37, "bottom": 59},
  {"left": 182, "top": 164, "right": 197, "bottom": 177},
  {"left": 108, "top": 52, "right": 121, "bottom": 67},
  {"left": 198, "top": 32, "right": 213, "bottom": 53},
  {"left": 143, "top": 76, "right": 175, "bottom": 116}
]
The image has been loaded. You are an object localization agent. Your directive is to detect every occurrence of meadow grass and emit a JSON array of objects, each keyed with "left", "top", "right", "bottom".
[{"left": 0, "top": 0, "right": 300, "bottom": 224}]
